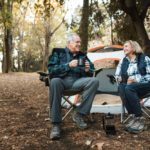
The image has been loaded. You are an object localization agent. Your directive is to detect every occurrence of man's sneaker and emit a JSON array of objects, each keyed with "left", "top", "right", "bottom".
[
  {"left": 50, "top": 124, "right": 61, "bottom": 140},
  {"left": 123, "top": 114, "right": 135, "bottom": 130},
  {"left": 72, "top": 111, "right": 87, "bottom": 129},
  {"left": 127, "top": 116, "right": 147, "bottom": 134}
]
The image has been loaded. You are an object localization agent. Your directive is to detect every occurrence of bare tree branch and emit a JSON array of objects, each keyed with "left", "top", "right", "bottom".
[{"left": 50, "top": 16, "right": 65, "bottom": 36}]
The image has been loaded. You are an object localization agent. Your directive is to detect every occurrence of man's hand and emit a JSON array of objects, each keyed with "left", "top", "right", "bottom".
[
  {"left": 85, "top": 61, "right": 90, "bottom": 72},
  {"left": 127, "top": 77, "right": 137, "bottom": 84},
  {"left": 69, "top": 59, "right": 78, "bottom": 68}
]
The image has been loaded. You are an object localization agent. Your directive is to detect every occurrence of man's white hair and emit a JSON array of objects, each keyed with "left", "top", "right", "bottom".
[{"left": 67, "top": 33, "right": 79, "bottom": 43}]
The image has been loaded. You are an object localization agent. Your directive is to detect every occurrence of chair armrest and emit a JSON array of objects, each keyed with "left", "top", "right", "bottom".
[
  {"left": 106, "top": 74, "right": 116, "bottom": 84},
  {"left": 93, "top": 68, "right": 103, "bottom": 77},
  {"left": 37, "top": 71, "right": 48, "bottom": 76},
  {"left": 37, "top": 71, "right": 49, "bottom": 86}
]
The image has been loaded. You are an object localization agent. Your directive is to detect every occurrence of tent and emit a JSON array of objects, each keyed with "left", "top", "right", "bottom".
[
  {"left": 62, "top": 50, "right": 125, "bottom": 114},
  {"left": 63, "top": 48, "right": 150, "bottom": 114},
  {"left": 87, "top": 50, "right": 124, "bottom": 114}
]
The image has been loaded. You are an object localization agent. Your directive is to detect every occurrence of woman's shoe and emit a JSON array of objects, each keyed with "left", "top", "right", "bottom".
[
  {"left": 123, "top": 114, "right": 135, "bottom": 131},
  {"left": 127, "top": 116, "right": 147, "bottom": 134}
]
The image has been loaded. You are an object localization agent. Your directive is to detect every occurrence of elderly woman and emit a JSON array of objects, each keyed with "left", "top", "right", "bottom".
[{"left": 115, "top": 40, "right": 150, "bottom": 133}]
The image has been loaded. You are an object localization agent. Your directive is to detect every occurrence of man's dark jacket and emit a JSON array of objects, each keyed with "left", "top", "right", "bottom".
[{"left": 47, "top": 48, "right": 95, "bottom": 78}]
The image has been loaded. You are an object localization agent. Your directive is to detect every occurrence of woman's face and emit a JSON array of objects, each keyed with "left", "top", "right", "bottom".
[{"left": 123, "top": 42, "right": 134, "bottom": 56}]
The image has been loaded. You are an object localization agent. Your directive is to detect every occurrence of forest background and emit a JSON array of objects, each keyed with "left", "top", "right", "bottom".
[{"left": 0, "top": 0, "right": 150, "bottom": 73}]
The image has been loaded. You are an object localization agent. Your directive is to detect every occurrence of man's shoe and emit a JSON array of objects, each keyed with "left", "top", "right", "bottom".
[
  {"left": 72, "top": 111, "right": 87, "bottom": 129},
  {"left": 127, "top": 116, "right": 147, "bottom": 134},
  {"left": 50, "top": 124, "right": 61, "bottom": 140}
]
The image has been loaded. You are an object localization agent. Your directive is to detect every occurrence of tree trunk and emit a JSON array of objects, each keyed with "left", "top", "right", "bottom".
[
  {"left": 110, "top": 16, "right": 114, "bottom": 45},
  {"left": 2, "top": 0, "right": 13, "bottom": 73},
  {"left": 17, "top": 49, "right": 21, "bottom": 71},
  {"left": 133, "top": 20, "right": 150, "bottom": 56},
  {"left": 43, "top": 22, "right": 51, "bottom": 72},
  {"left": 4, "top": 28, "right": 12, "bottom": 73},
  {"left": 79, "top": 0, "right": 89, "bottom": 51},
  {"left": 17, "top": 33, "right": 23, "bottom": 71},
  {"left": 2, "top": 47, "right": 6, "bottom": 73},
  {"left": 118, "top": 0, "right": 150, "bottom": 56}
]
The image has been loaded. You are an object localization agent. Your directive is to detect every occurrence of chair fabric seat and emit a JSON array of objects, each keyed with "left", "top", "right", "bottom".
[{"left": 63, "top": 90, "right": 82, "bottom": 96}]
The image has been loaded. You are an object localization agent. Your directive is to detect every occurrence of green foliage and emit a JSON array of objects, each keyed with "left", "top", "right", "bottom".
[
  {"left": 102, "top": 0, "right": 139, "bottom": 43},
  {"left": 11, "top": 0, "right": 66, "bottom": 71},
  {"left": 68, "top": 0, "right": 105, "bottom": 40}
]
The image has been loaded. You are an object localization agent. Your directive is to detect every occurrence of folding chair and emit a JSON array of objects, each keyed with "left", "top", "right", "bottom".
[
  {"left": 140, "top": 93, "right": 150, "bottom": 118},
  {"left": 121, "top": 92, "right": 150, "bottom": 122},
  {"left": 37, "top": 69, "right": 101, "bottom": 121},
  {"left": 92, "top": 68, "right": 150, "bottom": 122},
  {"left": 102, "top": 71, "right": 150, "bottom": 122}
]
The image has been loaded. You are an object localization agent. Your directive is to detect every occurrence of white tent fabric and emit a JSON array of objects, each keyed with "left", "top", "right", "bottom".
[
  {"left": 62, "top": 51, "right": 125, "bottom": 113},
  {"left": 87, "top": 50, "right": 125, "bottom": 63}
]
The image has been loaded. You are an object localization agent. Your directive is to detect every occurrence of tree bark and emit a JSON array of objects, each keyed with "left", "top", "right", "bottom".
[
  {"left": 79, "top": 0, "right": 89, "bottom": 51},
  {"left": 133, "top": 20, "right": 150, "bottom": 55},
  {"left": 4, "top": 26, "right": 13, "bottom": 73},
  {"left": 2, "top": 0, "right": 13, "bottom": 73},
  {"left": 43, "top": 20, "right": 51, "bottom": 72},
  {"left": 119, "top": 0, "right": 150, "bottom": 56}
]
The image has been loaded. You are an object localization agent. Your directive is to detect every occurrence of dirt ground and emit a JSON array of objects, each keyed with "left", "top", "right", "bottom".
[{"left": 0, "top": 73, "right": 150, "bottom": 150}]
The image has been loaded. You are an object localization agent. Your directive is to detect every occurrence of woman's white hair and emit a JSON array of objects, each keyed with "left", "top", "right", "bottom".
[
  {"left": 66, "top": 33, "right": 79, "bottom": 44},
  {"left": 125, "top": 40, "right": 143, "bottom": 53}
]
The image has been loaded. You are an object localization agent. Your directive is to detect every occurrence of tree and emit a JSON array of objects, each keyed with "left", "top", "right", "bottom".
[
  {"left": 118, "top": 0, "right": 150, "bottom": 55},
  {"left": 0, "top": 0, "right": 23, "bottom": 73},
  {"left": 69, "top": 0, "right": 105, "bottom": 51},
  {"left": 13, "top": 1, "right": 30, "bottom": 71},
  {"left": 0, "top": 0, "right": 13, "bottom": 73},
  {"left": 79, "top": 0, "right": 89, "bottom": 51},
  {"left": 34, "top": 0, "right": 65, "bottom": 71}
]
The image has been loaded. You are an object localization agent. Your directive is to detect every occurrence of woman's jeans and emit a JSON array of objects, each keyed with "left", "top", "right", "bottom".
[{"left": 118, "top": 82, "right": 150, "bottom": 117}]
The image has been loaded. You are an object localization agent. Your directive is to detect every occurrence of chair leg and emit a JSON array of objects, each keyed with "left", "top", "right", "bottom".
[
  {"left": 62, "top": 96, "right": 77, "bottom": 121},
  {"left": 142, "top": 107, "right": 150, "bottom": 118},
  {"left": 62, "top": 106, "right": 74, "bottom": 121},
  {"left": 143, "top": 106, "right": 150, "bottom": 114},
  {"left": 121, "top": 103, "right": 126, "bottom": 123},
  {"left": 141, "top": 97, "right": 150, "bottom": 118},
  {"left": 61, "top": 96, "right": 70, "bottom": 108},
  {"left": 63, "top": 96, "right": 74, "bottom": 106}
]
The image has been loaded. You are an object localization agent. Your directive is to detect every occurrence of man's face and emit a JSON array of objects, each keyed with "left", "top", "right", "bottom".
[{"left": 68, "top": 36, "right": 81, "bottom": 53}]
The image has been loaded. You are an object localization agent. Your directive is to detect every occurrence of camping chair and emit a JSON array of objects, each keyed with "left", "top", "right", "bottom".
[
  {"left": 122, "top": 93, "right": 150, "bottom": 123},
  {"left": 37, "top": 69, "right": 102, "bottom": 121},
  {"left": 99, "top": 70, "right": 150, "bottom": 122}
]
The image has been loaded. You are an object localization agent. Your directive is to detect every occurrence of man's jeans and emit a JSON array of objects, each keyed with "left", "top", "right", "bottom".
[
  {"left": 118, "top": 82, "right": 150, "bottom": 117},
  {"left": 49, "top": 77, "right": 99, "bottom": 123}
]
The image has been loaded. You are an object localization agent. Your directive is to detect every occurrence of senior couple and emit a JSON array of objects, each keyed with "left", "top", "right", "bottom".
[{"left": 47, "top": 33, "right": 150, "bottom": 140}]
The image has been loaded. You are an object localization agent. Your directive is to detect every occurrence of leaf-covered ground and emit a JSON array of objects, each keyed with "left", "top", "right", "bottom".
[{"left": 0, "top": 73, "right": 150, "bottom": 150}]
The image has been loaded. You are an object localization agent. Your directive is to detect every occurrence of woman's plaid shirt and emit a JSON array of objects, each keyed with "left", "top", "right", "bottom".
[{"left": 115, "top": 56, "right": 150, "bottom": 83}]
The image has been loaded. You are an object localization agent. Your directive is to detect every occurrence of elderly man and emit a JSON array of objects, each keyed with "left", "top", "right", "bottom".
[{"left": 48, "top": 33, "right": 99, "bottom": 140}]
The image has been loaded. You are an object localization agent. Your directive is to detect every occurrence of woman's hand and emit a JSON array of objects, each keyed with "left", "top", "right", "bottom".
[
  {"left": 116, "top": 76, "right": 122, "bottom": 83},
  {"left": 127, "top": 77, "right": 137, "bottom": 84}
]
